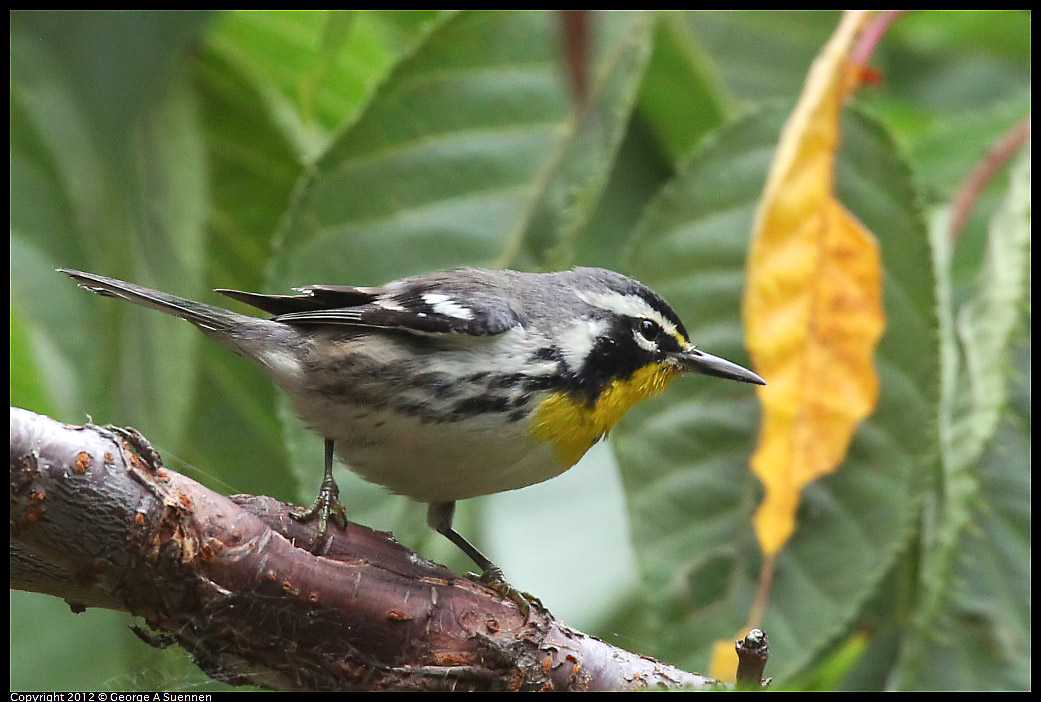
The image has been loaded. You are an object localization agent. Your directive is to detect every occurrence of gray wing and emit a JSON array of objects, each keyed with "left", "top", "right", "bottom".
[{"left": 219, "top": 283, "right": 520, "bottom": 337}]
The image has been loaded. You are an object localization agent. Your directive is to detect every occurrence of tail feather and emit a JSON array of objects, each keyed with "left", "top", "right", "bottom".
[
  {"left": 57, "top": 268, "right": 254, "bottom": 334},
  {"left": 59, "top": 268, "right": 306, "bottom": 388}
]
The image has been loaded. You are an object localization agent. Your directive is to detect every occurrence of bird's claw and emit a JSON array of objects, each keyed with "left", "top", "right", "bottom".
[
  {"left": 290, "top": 480, "right": 347, "bottom": 547},
  {"left": 468, "top": 565, "right": 543, "bottom": 618}
]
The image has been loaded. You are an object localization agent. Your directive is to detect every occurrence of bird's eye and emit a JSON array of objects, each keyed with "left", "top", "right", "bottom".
[{"left": 637, "top": 319, "right": 660, "bottom": 342}]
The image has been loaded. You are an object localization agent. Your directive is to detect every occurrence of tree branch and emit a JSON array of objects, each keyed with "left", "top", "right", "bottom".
[
  {"left": 10, "top": 407, "right": 742, "bottom": 691},
  {"left": 949, "top": 116, "right": 1031, "bottom": 243}
]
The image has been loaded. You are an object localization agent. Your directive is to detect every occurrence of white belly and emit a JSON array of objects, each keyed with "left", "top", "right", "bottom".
[{"left": 292, "top": 392, "right": 568, "bottom": 503}]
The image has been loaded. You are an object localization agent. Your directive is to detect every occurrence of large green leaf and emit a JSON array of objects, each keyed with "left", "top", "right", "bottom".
[
  {"left": 611, "top": 105, "right": 938, "bottom": 680},
  {"left": 636, "top": 13, "right": 730, "bottom": 163},
  {"left": 205, "top": 10, "right": 445, "bottom": 159},
  {"left": 686, "top": 11, "right": 840, "bottom": 105},
  {"left": 901, "top": 93, "right": 1029, "bottom": 200},
  {"left": 10, "top": 10, "right": 212, "bottom": 165},
  {"left": 568, "top": 114, "right": 676, "bottom": 272},
  {"left": 273, "top": 10, "right": 656, "bottom": 285},
  {"left": 892, "top": 147, "right": 1030, "bottom": 691},
  {"left": 908, "top": 328, "right": 1030, "bottom": 691},
  {"left": 10, "top": 15, "right": 211, "bottom": 446}
]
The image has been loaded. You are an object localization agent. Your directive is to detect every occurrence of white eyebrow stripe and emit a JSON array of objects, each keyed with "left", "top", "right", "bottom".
[
  {"left": 422, "top": 292, "right": 474, "bottom": 320},
  {"left": 575, "top": 289, "right": 679, "bottom": 338}
]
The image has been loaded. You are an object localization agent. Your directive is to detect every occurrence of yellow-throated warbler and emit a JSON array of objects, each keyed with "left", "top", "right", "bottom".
[{"left": 60, "top": 267, "right": 764, "bottom": 605}]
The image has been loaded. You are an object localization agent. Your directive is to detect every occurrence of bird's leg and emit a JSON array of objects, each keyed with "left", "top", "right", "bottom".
[
  {"left": 291, "top": 439, "right": 348, "bottom": 546},
  {"left": 426, "top": 501, "right": 542, "bottom": 616}
]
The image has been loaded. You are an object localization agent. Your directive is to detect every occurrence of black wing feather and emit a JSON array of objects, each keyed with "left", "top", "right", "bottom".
[
  {"left": 216, "top": 285, "right": 379, "bottom": 315},
  {"left": 222, "top": 283, "right": 520, "bottom": 337},
  {"left": 274, "top": 305, "right": 477, "bottom": 335}
]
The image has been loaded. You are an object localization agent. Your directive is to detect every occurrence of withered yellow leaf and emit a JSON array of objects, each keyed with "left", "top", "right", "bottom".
[
  {"left": 743, "top": 10, "right": 885, "bottom": 559},
  {"left": 710, "top": 628, "right": 750, "bottom": 683}
]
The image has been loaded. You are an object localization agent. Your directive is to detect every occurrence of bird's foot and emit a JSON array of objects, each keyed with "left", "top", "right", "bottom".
[
  {"left": 290, "top": 479, "right": 348, "bottom": 548},
  {"left": 468, "top": 565, "right": 544, "bottom": 618}
]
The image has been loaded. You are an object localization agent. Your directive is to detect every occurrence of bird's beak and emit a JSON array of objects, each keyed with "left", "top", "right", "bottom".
[{"left": 670, "top": 346, "right": 765, "bottom": 385}]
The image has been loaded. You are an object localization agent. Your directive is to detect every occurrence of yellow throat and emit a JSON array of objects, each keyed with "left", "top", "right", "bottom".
[{"left": 532, "top": 362, "right": 680, "bottom": 467}]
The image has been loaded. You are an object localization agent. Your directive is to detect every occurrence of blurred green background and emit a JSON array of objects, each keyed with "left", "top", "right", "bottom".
[{"left": 10, "top": 10, "right": 1029, "bottom": 691}]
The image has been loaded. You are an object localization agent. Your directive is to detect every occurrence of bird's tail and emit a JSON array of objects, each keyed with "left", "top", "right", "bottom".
[
  {"left": 59, "top": 268, "right": 306, "bottom": 389},
  {"left": 58, "top": 268, "right": 258, "bottom": 336}
]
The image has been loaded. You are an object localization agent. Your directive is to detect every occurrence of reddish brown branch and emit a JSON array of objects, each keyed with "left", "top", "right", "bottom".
[
  {"left": 10, "top": 407, "right": 728, "bottom": 691},
  {"left": 849, "top": 10, "right": 909, "bottom": 72},
  {"left": 559, "top": 10, "right": 591, "bottom": 108},
  {"left": 949, "top": 117, "right": 1031, "bottom": 243}
]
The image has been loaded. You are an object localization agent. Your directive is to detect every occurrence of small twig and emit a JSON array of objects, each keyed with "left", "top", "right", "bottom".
[
  {"left": 949, "top": 117, "right": 1031, "bottom": 244},
  {"left": 559, "top": 10, "right": 591, "bottom": 108},
  {"left": 850, "top": 10, "right": 910, "bottom": 71},
  {"left": 735, "top": 628, "right": 771, "bottom": 690},
  {"left": 748, "top": 553, "right": 775, "bottom": 630}
]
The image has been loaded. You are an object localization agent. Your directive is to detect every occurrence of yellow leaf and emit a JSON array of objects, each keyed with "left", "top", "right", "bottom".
[
  {"left": 709, "top": 628, "right": 749, "bottom": 683},
  {"left": 742, "top": 10, "right": 885, "bottom": 558}
]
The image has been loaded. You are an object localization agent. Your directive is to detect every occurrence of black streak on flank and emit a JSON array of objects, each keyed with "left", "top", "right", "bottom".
[
  {"left": 530, "top": 346, "right": 566, "bottom": 364},
  {"left": 451, "top": 394, "right": 511, "bottom": 419}
]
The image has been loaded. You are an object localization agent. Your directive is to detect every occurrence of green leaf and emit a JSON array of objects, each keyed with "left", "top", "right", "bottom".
[
  {"left": 568, "top": 114, "right": 676, "bottom": 272},
  {"left": 11, "top": 10, "right": 212, "bottom": 166},
  {"left": 10, "top": 306, "right": 58, "bottom": 418},
  {"left": 612, "top": 105, "right": 938, "bottom": 681},
  {"left": 893, "top": 146, "right": 1030, "bottom": 691},
  {"left": 274, "top": 10, "right": 656, "bottom": 285},
  {"left": 205, "top": 10, "right": 446, "bottom": 160},
  {"left": 953, "top": 148, "right": 1031, "bottom": 458},
  {"left": 636, "top": 13, "right": 730, "bottom": 163},
  {"left": 685, "top": 11, "right": 840, "bottom": 104},
  {"left": 11, "top": 20, "right": 211, "bottom": 447},
  {"left": 900, "top": 93, "right": 1029, "bottom": 200},
  {"left": 193, "top": 48, "right": 304, "bottom": 287},
  {"left": 914, "top": 346, "right": 1030, "bottom": 690}
]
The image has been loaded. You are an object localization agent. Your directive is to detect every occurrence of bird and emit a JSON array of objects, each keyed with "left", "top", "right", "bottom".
[{"left": 59, "top": 266, "right": 764, "bottom": 609}]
